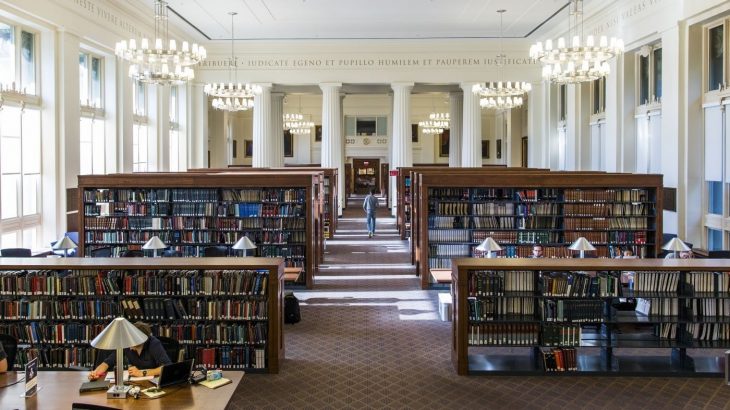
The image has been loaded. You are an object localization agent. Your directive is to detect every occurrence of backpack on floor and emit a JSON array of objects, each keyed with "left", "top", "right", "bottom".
[{"left": 284, "top": 291, "right": 301, "bottom": 324}]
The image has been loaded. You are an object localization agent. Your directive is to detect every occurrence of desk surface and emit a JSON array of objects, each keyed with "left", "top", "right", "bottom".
[
  {"left": 430, "top": 268, "right": 452, "bottom": 283},
  {"left": 0, "top": 370, "right": 243, "bottom": 410},
  {"left": 284, "top": 267, "right": 303, "bottom": 282}
]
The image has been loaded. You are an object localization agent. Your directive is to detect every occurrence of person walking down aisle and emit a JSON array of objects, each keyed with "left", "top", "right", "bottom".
[{"left": 363, "top": 189, "right": 378, "bottom": 238}]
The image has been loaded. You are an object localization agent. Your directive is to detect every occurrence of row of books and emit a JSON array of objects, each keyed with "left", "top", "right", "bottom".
[
  {"left": 467, "top": 297, "right": 535, "bottom": 321},
  {"left": 427, "top": 229, "right": 470, "bottom": 242},
  {"left": 563, "top": 217, "right": 650, "bottom": 231},
  {"left": 540, "top": 273, "right": 620, "bottom": 298},
  {"left": 472, "top": 216, "right": 518, "bottom": 229},
  {"left": 542, "top": 348, "right": 578, "bottom": 371},
  {"left": 121, "top": 270, "right": 269, "bottom": 296},
  {"left": 121, "top": 298, "right": 268, "bottom": 321},
  {"left": 0, "top": 271, "right": 121, "bottom": 296},
  {"left": 14, "top": 346, "right": 102, "bottom": 369},
  {"left": 474, "top": 188, "right": 561, "bottom": 200},
  {"left": 542, "top": 324, "right": 581, "bottom": 346},
  {"left": 195, "top": 345, "right": 266, "bottom": 369},
  {"left": 220, "top": 189, "right": 266, "bottom": 202},
  {"left": 515, "top": 216, "right": 561, "bottom": 230},
  {"left": 84, "top": 188, "right": 178, "bottom": 203},
  {"left": 633, "top": 271, "right": 681, "bottom": 294},
  {"left": 686, "top": 298, "right": 723, "bottom": 320},
  {"left": 468, "top": 323, "right": 539, "bottom": 345},
  {"left": 429, "top": 244, "right": 470, "bottom": 258},
  {"left": 0, "top": 299, "right": 120, "bottom": 320},
  {"left": 564, "top": 203, "right": 652, "bottom": 217},
  {"left": 686, "top": 323, "right": 730, "bottom": 341},
  {"left": 473, "top": 203, "right": 515, "bottom": 216},
  {"left": 434, "top": 202, "right": 470, "bottom": 216},
  {"left": 152, "top": 322, "right": 268, "bottom": 344},
  {"left": 468, "top": 270, "right": 535, "bottom": 295},
  {"left": 636, "top": 297, "right": 679, "bottom": 317},
  {"left": 541, "top": 299, "right": 604, "bottom": 322},
  {"left": 514, "top": 203, "right": 562, "bottom": 216},
  {"left": 472, "top": 231, "right": 517, "bottom": 243},
  {"left": 260, "top": 245, "right": 305, "bottom": 259},
  {"left": 686, "top": 271, "right": 730, "bottom": 294},
  {"left": 0, "top": 322, "right": 107, "bottom": 344},
  {"left": 428, "top": 188, "right": 470, "bottom": 200},
  {"left": 564, "top": 189, "right": 649, "bottom": 203}
]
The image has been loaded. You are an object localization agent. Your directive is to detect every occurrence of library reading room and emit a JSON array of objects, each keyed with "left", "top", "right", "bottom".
[{"left": 2, "top": 0, "right": 730, "bottom": 408}]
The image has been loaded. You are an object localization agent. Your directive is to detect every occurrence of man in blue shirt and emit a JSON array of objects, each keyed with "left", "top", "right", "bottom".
[
  {"left": 363, "top": 189, "right": 379, "bottom": 238},
  {"left": 88, "top": 322, "right": 171, "bottom": 380}
]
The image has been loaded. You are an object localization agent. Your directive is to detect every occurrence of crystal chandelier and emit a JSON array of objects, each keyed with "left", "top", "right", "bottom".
[
  {"left": 419, "top": 110, "right": 450, "bottom": 134},
  {"left": 283, "top": 97, "right": 314, "bottom": 135},
  {"left": 529, "top": 0, "right": 624, "bottom": 84},
  {"left": 204, "top": 12, "right": 260, "bottom": 111},
  {"left": 473, "top": 10, "right": 530, "bottom": 109},
  {"left": 115, "top": 0, "right": 206, "bottom": 84}
]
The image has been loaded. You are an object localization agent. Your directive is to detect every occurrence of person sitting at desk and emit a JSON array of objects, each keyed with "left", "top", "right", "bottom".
[
  {"left": 0, "top": 342, "right": 7, "bottom": 372},
  {"left": 531, "top": 244, "right": 544, "bottom": 258},
  {"left": 88, "top": 322, "right": 171, "bottom": 380},
  {"left": 665, "top": 250, "right": 694, "bottom": 259}
]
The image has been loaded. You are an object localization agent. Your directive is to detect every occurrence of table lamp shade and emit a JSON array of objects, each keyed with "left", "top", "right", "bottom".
[
  {"left": 662, "top": 237, "right": 690, "bottom": 252},
  {"left": 142, "top": 236, "right": 167, "bottom": 250},
  {"left": 232, "top": 236, "right": 257, "bottom": 250},
  {"left": 91, "top": 317, "right": 148, "bottom": 349},
  {"left": 476, "top": 237, "right": 502, "bottom": 252},
  {"left": 568, "top": 237, "right": 596, "bottom": 251},
  {"left": 52, "top": 235, "right": 78, "bottom": 250}
]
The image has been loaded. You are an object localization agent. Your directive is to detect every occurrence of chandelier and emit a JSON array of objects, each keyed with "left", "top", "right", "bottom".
[
  {"left": 419, "top": 110, "right": 449, "bottom": 134},
  {"left": 204, "top": 12, "right": 260, "bottom": 111},
  {"left": 283, "top": 97, "right": 314, "bottom": 135},
  {"left": 115, "top": 0, "right": 205, "bottom": 84},
  {"left": 529, "top": 0, "right": 624, "bottom": 84},
  {"left": 472, "top": 10, "right": 530, "bottom": 109}
]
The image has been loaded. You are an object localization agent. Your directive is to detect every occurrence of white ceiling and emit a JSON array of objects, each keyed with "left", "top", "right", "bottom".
[{"left": 160, "top": 0, "right": 571, "bottom": 40}]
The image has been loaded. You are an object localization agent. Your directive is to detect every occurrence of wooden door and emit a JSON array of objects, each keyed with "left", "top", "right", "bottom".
[{"left": 353, "top": 158, "right": 380, "bottom": 195}]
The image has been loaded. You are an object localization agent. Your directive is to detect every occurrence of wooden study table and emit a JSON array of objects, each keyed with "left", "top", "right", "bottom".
[
  {"left": 0, "top": 370, "right": 244, "bottom": 410},
  {"left": 284, "top": 267, "right": 303, "bottom": 282}
]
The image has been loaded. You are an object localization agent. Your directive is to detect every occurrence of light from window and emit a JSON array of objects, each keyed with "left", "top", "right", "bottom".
[
  {"left": 708, "top": 228, "right": 723, "bottom": 251},
  {"left": 133, "top": 123, "right": 148, "bottom": 172},
  {"left": 21, "top": 109, "right": 40, "bottom": 216},
  {"left": 80, "top": 117, "right": 105, "bottom": 175},
  {"left": 170, "top": 129, "right": 181, "bottom": 172},
  {"left": 639, "top": 55, "right": 649, "bottom": 104},
  {"left": 20, "top": 31, "right": 35, "bottom": 95},
  {"left": 134, "top": 80, "right": 146, "bottom": 116},
  {"left": 1, "top": 106, "right": 21, "bottom": 219},
  {"left": 91, "top": 56, "right": 101, "bottom": 108},
  {"left": 708, "top": 181, "right": 723, "bottom": 214},
  {"left": 559, "top": 84, "right": 567, "bottom": 121},
  {"left": 79, "top": 53, "right": 88, "bottom": 105},
  {"left": 709, "top": 25, "right": 724, "bottom": 91},
  {"left": 653, "top": 48, "right": 662, "bottom": 101},
  {"left": 0, "top": 22, "right": 14, "bottom": 88}
]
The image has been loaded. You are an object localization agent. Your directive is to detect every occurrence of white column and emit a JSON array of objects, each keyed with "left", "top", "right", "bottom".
[
  {"left": 188, "top": 83, "right": 208, "bottom": 169},
  {"left": 449, "top": 92, "right": 463, "bottom": 167},
  {"left": 320, "top": 82, "right": 344, "bottom": 215},
  {"left": 271, "top": 92, "right": 284, "bottom": 168},
  {"left": 391, "top": 82, "right": 414, "bottom": 216},
  {"left": 527, "top": 83, "right": 547, "bottom": 168},
  {"left": 604, "top": 58, "right": 621, "bottom": 173},
  {"left": 661, "top": 25, "right": 681, "bottom": 236},
  {"left": 253, "top": 83, "right": 273, "bottom": 168},
  {"left": 460, "top": 82, "right": 482, "bottom": 167}
]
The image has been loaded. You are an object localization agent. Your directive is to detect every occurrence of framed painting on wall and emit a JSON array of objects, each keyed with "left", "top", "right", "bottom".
[
  {"left": 412, "top": 124, "right": 419, "bottom": 143},
  {"left": 244, "top": 140, "right": 253, "bottom": 158},
  {"left": 232, "top": 139, "right": 237, "bottom": 158},
  {"left": 315, "top": 125, "right": 322, "bottom": 142},
  {"left": 521, "top": 136, "right": 528, "bottom": 167},
  {"left": 496, "top": 139, "right": 502, "bottom": 159},
  {"left": 439, "top": 130, "right": 450, "bottom": 157},
  {"left": 284, "top": 130, "right": 293, "bottom": 157}
]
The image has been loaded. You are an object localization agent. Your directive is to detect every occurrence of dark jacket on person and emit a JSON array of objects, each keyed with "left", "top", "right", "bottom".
[{"left": 103, "top": 335, "right": 172, "bottom": 370}]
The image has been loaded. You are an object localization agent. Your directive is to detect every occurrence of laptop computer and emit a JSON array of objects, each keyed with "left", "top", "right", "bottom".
[{"left": 151, "top": 359, "right": 195, "bottom": 388}]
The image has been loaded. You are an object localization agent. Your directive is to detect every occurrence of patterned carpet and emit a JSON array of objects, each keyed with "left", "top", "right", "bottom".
[{"left": 227, "top": 196, "right": 730, "bottom": 410}]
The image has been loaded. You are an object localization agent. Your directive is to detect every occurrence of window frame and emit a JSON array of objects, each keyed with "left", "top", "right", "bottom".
[
  {"left": 705, "top": 20, "right": 726, "bottom": 95},
  {"left": 635, "top": 43, "right": 662, "bottom": 110},
  {"left": 79, "top": 49, "right": 105, "bottom": 115},
  {"left": 132, "top": 80, "right": 150, "bottom": 172},
  {"left": 0, "top": 18, "right": 41, "bottom": 106}
]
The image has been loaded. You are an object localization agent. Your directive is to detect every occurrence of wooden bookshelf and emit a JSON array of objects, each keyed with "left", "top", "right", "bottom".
[
  {"left": 227, "top": 166, "right": 338, "bottom": 237},
  {"left": 78, "top": 172, "right": 319, "bottom": 288},
  {"left": 396, "top": 166, "right": 514, "bottom": 240},
  {"left": 451, "top": 258, "right": 730, "bottom": 376},
  {"left": 407, "top": 168, "right": 546, "bottom": 266},
  {"left": 416, "top": 172, "right": 663, "bottom": 289},
  {"left": 0, "top": 257, "right": 284, "bottom": 373},
  {"left": 344, "top": 163, "right": 353, "bottom": 201}
]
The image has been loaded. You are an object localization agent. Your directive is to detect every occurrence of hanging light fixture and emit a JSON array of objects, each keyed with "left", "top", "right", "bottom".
[
  {"left": 204, "top": 12, "right": 260, "bottom": 111},
  {"left": 419, "top": 101, "right": 450, "bottom": 134},
  {"left": 115, "top": 0, "right": 206, "bottom": 85},
  {"left": 283, "top": 96, "right": 314, "bottom": 135},
  {"left": 473, "top": 10, "right": 531, "bottom": 109},
  {"left": 529, "top": 0, "right": 623, "bottom": 84}
]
